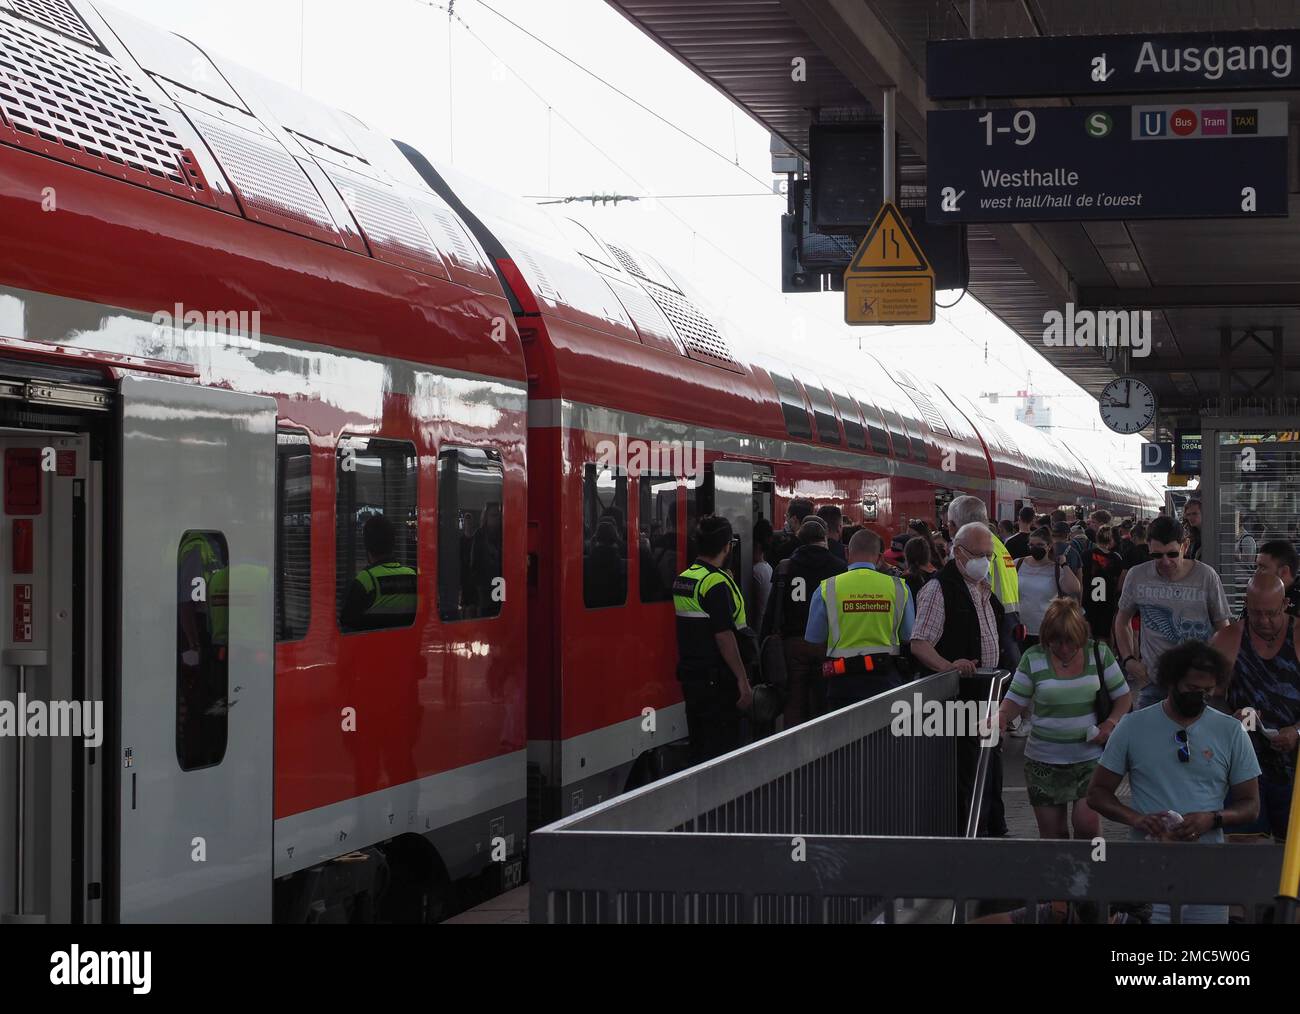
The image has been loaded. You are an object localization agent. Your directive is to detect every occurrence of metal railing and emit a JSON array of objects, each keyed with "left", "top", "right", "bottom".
[
  {"left": 531, "top": 831, "right": 1286, "bottom": 924},
  {"left": 531, "top": 670, "right": 1014, "bottom": 924}
]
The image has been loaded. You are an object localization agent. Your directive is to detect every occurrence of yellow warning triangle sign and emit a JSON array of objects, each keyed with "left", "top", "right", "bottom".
[{"left": 847, "top": 202, "right": 931, "bottom": 274}]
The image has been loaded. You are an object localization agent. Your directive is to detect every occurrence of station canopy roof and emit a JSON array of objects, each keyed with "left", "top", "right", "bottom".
[{"left": 606, "top": 0, "right": 1300, "bottom": 431}]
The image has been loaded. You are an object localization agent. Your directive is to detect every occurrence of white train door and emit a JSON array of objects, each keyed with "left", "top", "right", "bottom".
[{"left": 116, "top": 377, "right": 276, "bottom": 922}]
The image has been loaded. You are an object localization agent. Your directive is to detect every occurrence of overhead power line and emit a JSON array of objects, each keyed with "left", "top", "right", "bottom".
[
  {"left": 524, "top": 192, "right": 778, "bottom": 204},
  {"left": 464, "top": 0, "right": 775, "bottom": 193}
]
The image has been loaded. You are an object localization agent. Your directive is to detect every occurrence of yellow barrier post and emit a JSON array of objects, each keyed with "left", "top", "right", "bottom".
[{"left": 1278, "top": 769, "right": 1300, "bottom": 924}]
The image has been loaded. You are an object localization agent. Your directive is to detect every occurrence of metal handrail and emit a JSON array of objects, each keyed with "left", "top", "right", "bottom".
[
  {"left": 963, "top": 669, "right": 1011, "bottom": 839},
  {"left": 530, "top": 832, "right": 1287, "bottom": 924},
  {"left": 532, "top": 669, "right": 1012, "bottom": 923}
]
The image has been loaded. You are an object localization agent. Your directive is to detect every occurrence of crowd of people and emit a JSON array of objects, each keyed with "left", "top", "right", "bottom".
[{"left": 673, "top": 493, "right": 1300, "bottom": 924}]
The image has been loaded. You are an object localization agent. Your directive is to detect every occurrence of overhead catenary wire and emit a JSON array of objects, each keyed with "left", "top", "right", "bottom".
[
  {"left": 458, "top": 0, "right": 777, "bottom": 193},
  {"left": 409, "top": 0, "right": 848, "bottom": 326}
]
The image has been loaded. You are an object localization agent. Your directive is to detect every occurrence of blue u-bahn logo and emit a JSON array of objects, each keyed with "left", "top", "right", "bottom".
[{"left": 1138, "top": 110, "right": 1167, "bottom": 137}]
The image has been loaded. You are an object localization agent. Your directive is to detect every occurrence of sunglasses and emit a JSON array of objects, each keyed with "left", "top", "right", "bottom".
[{"left": 1175, "top": 728, "right": 1190, "bottom": 764}]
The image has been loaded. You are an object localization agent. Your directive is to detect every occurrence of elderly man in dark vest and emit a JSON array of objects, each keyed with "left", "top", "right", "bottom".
[
  {"left": 911, "top": 522, "right": 1004, "bottom": 676},
  {"left": 910, "top": 521, "right": 1009, "bottom": 836}
]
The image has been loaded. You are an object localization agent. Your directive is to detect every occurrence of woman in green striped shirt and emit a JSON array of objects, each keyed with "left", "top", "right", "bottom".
[{"left": 998, "top": 596, "right": 1132, "bottom": 840}]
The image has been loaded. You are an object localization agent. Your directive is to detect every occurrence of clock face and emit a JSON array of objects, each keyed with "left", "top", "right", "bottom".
[{"left": 1099, "top": 377, "right": 1157, "bottom": 435}]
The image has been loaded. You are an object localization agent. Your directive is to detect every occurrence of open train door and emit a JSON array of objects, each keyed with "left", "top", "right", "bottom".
[
  {"left": 117, "top": 377, "right": 276, "bottom": 922},
  {"left": 710, "top": 461, "right": 753, "bottom": 614}
]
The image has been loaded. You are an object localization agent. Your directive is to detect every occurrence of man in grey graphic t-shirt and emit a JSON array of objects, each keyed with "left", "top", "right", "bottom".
[{"left": 1115, "top": 516, "right": 1230, "bottom": 709}]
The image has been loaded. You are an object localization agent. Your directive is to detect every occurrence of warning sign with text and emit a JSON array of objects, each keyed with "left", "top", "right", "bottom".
[{"left": 844, "top": 202, "right": 936, "bottom": 325}]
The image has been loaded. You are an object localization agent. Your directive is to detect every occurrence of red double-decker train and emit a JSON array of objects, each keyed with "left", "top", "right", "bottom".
[{"left": 0, "top": 0, "right": 1155, "bottom": 923}]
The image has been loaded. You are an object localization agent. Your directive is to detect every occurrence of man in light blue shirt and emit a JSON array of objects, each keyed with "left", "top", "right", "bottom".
[
  {"left": 1089, "top": 641, "right": 1261, "bottom": 924},
  {"left": 804, "top": 538, "right": 915, "bottom": 646},
  {"left": 806, "top": 529, "right": 914, "bottom": 708}
]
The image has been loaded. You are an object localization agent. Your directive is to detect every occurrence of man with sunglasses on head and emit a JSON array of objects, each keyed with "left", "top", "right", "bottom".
[
  {"left": 1113, "top": 516, "right": 1230, "bottom": 710},
  {"left": 1088, "top": 641, "right": 1259, "bottom": 924}
]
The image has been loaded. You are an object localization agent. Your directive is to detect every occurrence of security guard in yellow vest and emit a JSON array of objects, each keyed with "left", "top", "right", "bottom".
[
  {"left": 341, "top": 515, "right": 418, "bottom": 632},
  {"left": 673, "top": 516, "right": 753, "bottom": 764},
  {"left": 805, "top": 529, "right": 914, "bottom": 709},
  {"left": 946, "top": 495, "right": 1021, "bottom": 668}
]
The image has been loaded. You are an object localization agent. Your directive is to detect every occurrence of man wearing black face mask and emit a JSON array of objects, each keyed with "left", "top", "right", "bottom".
[
  {"left": 1049, "top": 520, "right": 1083, "bottom": 585},
  {"left": 1088, "top": 641, "right": 1260, "bottom": 924}
]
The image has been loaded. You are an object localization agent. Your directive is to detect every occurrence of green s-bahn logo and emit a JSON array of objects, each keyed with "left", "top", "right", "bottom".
[
  {"left": 1081, "top": 112, "right": 1112, "bottom": 138},
  {"left": 1086, "top": 112, "right": 1113, "bottom": 138}
]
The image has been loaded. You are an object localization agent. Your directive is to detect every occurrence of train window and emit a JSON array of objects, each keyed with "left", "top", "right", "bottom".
[
  {"left": 639, "top": 474, "right": 679, "bottom": 602},
  {"left": 583, "top": 463, "right": 628, "bottom": 608},
  {"left": 798, "top": 375, "right": 842, "bottom": 445},
  {"left": 877, "top": 402, "right": 912, "bottom": 459},
  {"left": 855, "top": 396, "right": 891, "bottom": 456},
  {"left": 831, "top": 389, "right": 867, "bottom": 451},
  {"left": 766, "top": 367, "right": 813, "bottom": 440},
  {"left": 177, "top": 531, "right": 230, "bottom": 772},
  {"left": 437, "top": 447, "right": 505, "bottom": 621},
  {"left": 275, "top": 431, "right": 312, "bottom": 643},
  {"left": 335, "top": 437, "right": 419, "bottom": 633}
]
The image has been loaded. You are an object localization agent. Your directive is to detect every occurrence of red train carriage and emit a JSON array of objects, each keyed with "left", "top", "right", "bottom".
[
  {"left": 0, "top": 0, "right": 1158, "bottom": 923},
  {"left": 0, "top": 0, "right": 527, "bottom": 923}
]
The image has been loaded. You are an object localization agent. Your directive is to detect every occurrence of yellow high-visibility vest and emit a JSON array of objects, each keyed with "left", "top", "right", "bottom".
[
  {"left": 991, "top": 533, "right": 1020, "bottom": 611},
  {"left": 820, "top": 567, "right": 909, "bottom": 658},
  {"left": 673, "top": 562, "right": 746, "bottom": 627}
]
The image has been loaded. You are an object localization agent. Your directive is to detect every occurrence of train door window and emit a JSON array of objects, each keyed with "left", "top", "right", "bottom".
[
  {"left": 831, "top": 388, "right": 867, "bottom": 451},
  {"left": 583, "top": 463, "right": 628, "bottom": 608},
  {"left": 438, "top": 447, "right": 505, "bottom": 621},
  {"left": 766, "top": 366, "right": 813, "bottom": 440},
  {"left": 275, "top": 430, "right": 312, "bottom": 642},
  {"left": 752, "top": 466, "right": 775, "bottom": 529},
  {"left": 639, "top": 474, "right": 678, "bottom": 603},
  {"left": 799, "top": 375, "right": 842, "bottom": 445},
  {"left": 685, "top": 475, "right": 699, "bottom": 562},
  {"left": 177, "top": 531, "right": 230, "bottom": 771},
  {"left": 335, "top": 437, "right": 419, "bottom": 633}
]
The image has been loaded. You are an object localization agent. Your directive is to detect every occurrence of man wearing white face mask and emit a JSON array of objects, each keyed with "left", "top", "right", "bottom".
[
  {"left": 911, "top": 522, "right": 1002, "bottom": 676},
  {"left": 912, "top": 522, "right": 1008, "bottom": 836}
]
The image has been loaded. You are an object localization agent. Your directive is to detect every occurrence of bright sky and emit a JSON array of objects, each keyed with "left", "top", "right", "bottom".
[{"left": 108, "top": 0, "right": 1161, "bottom": 499}]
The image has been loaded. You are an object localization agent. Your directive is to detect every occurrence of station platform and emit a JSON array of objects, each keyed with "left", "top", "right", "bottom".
[{"left": 444, "top": 886, "right": 529, "bottom": 925}]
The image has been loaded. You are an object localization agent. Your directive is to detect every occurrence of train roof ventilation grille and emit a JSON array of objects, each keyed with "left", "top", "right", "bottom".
[
  {"left": 429, "top": 207, "right": 477, "bottom": 266},
  {"left": 192, "top": 110, "right": 340, "bottom": 239},
  {"left": 605, "top": 243, "right": 644, "bottom": 277},
  {"left": 517, "top": 249, "right": 562, "bottom": 304},
  {"left": 326, "top": 169, "right": 447, "bottom": 276},
  {"left": 904, "top": 387, "right": 950, "bottom": 436},
  {"left": 2, "top": 0, "right": 98, "bottom": 47},
  {"left": 605, "top": 242, "right": 681, "bottom": 293},
  {"left": 0, "top": 17, "right": 191, "bottom": 186},
  {"left": 605, "top": 276, "right": 682, "bottom": 351},
  {"left": 643, "top": 282, "right": 741, "bottom": 373}
]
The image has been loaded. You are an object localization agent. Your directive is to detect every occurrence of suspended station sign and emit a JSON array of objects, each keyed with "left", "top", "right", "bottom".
[
  {"left": 1141, "top": 442, "right": 1173, "bottom": 473},
  {"left": 844, "top": 202, "right": 935, "bottom": 326},
  {"left": 928, "top": 30, "right": 1300, "bottom": 98},
  {"left": 926, "top": 103, "right": 1287, "bottom": 223}
]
